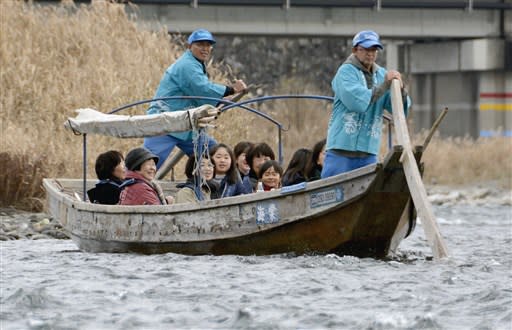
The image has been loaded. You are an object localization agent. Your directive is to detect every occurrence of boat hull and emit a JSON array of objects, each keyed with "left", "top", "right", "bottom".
[{"left": 43, "top": 146, "right": 417, "bottom": 258}]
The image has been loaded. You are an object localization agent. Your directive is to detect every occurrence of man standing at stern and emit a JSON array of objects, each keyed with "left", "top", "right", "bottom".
[
  {"left": 144, "top": 28, "right": 247, "bottom": 169},
  {"left": 322, "top": 30, "right": 411, "bottom": 178}
]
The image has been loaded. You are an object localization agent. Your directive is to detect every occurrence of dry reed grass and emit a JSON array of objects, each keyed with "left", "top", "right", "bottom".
[
  {"left": 1, "top": 1, "right": 509, "bottom": 211},
  {"left": 418, "top": 134, "right": 512, "bottom": 189},
  {"left": 0, "top": 152, "right": 47, "bottom": 211},
  {"left": 0, "top": 1, "right": 230, "bottom": 210}
]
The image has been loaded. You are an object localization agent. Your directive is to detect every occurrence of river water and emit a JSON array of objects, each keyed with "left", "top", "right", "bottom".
[{"left": 1, "top": 203, "right": 511, "bottom": 330}]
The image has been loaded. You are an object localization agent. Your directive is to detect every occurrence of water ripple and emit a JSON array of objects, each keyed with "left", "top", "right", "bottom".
[{"left": 1, "top": 205, "right": 511, "bottom": 329}]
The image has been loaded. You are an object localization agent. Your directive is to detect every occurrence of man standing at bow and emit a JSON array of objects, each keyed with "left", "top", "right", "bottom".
[{"left": 322, "top": 30, "right": 412, "bottom": 178}]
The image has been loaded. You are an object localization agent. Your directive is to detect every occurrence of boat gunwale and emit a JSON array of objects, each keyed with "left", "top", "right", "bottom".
[{"left": 43, "top": 162, "right": 378, "bottom": 215}]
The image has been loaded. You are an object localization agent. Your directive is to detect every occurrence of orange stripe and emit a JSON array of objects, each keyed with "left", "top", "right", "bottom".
[{"left": 479, "top": 103, "right": 512, "bottom": 111}]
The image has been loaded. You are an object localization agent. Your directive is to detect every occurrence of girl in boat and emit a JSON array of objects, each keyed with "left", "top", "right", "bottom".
[
  {"left": 87, "top": 150, "right": 128, "bottom": 204},
  {"left": 282, "top": 148, "right": 312, "bottom": 187},
  {"left": 175, "top": 154, "right": 216, "bottom": 203},
  {"left": 209, "top": 143, "right": 252, "bottom": 199},
  {"left": 257, "top": 160, "right": 283, "bottom": 191},
  {"left": 246, "top": 142, "right": 276, "bottom": 191},
  {"left": 305, "top": 138, "right": 326, "bottom": 182},
  {"left": 118, "top": 148, "right": 173, "bottom": 205},
  {"left": 233, "top": 141, "right": 253, "bottom": 179}
]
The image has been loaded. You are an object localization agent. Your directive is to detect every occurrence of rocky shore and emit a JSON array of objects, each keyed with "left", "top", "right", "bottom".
[
  {"left": 426, "top": 185, "right": 511, "bottom": 207},
  {"left": 0, "top": 208, "right": 69, "bottom": 241},
  {"left": 1, "top": 186, "right": 509, "bottom": 242}
]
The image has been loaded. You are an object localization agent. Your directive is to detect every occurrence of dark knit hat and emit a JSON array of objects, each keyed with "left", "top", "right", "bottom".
[{"left": 125, "top": 147, "right": 159, "bottom": 171}]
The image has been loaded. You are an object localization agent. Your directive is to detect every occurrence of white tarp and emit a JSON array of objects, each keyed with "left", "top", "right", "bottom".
[{"left": 64, "top": 105, "right": 217, "bottom": 138}]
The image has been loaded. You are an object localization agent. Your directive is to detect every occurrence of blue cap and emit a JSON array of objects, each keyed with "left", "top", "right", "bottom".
[
  {"left": 187, "top": 29, "right": 216, "bottom": 45},
  {"left": 352, "top": 30, "right": 383, "bottom": 49}
]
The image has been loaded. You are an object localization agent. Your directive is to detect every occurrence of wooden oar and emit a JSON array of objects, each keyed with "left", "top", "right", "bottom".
[
  {"left": 422, "top": 107, "right": 449, "bottom": 152},
  {"left": 155, "top": 89, "right": 249, "bottom": 180},
  {"left": 390, "top": 80, "right": 449, "bottom": 260},
  {"left": 219, "top": 88, "right": 249, "bottom": 114},
  {"left": 155, "top": 149, "right": 186, "bottom": 180}
]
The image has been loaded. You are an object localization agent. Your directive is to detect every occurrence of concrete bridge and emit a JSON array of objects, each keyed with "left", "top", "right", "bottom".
[
  {"left": 39, "top": 0, "right": 512, "bottom": 137},
  {"left": 127, "top": 0, "right": 511, "bottom": 40}
]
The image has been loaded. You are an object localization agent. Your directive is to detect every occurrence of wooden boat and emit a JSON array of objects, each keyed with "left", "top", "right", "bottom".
[
  {"left": 43, "top": 91, "right": 442, "bottom": 259},
  {"left": 43, "top": 146, "right": 418, "bottom": 258}
]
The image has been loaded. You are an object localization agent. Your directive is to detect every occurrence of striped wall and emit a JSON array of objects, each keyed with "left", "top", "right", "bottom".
[{"left": 479, "top": 93, "right": 512, "bottom": 137}]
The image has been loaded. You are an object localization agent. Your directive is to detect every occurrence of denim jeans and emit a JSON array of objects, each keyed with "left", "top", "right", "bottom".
[
  {"left": 321, "top": 150, "right": 377, "bottom": 179},
  {"left": 143, "top": 134, "right": 217, "bottom": 169}
]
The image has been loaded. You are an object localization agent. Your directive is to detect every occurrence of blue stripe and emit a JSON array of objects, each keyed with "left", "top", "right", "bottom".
[
  {"left": 479, "top": 130, "right": 512, "bottom": 137},
  {"left": 280, "top": 182, "right": 307, "bottom": 194}
]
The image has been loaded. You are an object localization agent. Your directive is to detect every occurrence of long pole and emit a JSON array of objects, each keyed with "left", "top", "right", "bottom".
[
  {"left": 83, "top": 134, "right": 87, "bottom": 201},
  {"left": 390, "top": 80, "right": 449, "bottom": 259}
]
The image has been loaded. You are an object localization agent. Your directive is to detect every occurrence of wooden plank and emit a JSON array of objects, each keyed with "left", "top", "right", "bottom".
[
  {"left": 155, "top": 89, "right": 249, "bottom": 180},
  {"left": 390, "top": 80, "right": 449, "bottom": 259},
  {"left": 155, "top": 149, "right": 186, "bottom": 180}
]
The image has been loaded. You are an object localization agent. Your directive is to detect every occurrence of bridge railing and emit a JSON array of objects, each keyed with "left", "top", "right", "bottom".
[{"left": 36, "top": 0, "right": 511, "bottom": 11}]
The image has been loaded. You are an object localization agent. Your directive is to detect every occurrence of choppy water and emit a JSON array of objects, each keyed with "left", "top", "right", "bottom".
[{"left": 1, "top": 203, "right": 511, "bottom": 330}]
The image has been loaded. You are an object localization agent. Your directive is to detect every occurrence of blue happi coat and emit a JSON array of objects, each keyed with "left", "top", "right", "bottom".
[
  {"left": 326, "top": 54, "right": 412, "bottom": 155},
  {"left": 147, "top": 50, "right": 227, "bottom": 141}
]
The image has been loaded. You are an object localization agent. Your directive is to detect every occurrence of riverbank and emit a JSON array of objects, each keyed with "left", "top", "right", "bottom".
[
  {"left": 1, "top": 185, "right": 509, "bottom": 242},
  {"left": 0, "top": 208, "right": 68, "bottom": 241}
]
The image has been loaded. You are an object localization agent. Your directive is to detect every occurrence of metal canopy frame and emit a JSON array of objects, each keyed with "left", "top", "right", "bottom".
[{"left": 79, "top": 94, "right": 394, "bottom": 200}]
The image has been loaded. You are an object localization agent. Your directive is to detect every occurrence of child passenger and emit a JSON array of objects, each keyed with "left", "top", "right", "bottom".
[
  {"left": 119, "top": 148, "right": 174, "bottom": 205},
  {"left": 257, "top": 160, "right": 283, "bottom": 191},
  {"left": 175, "top": 154, "right": 215, "bottom": 204},
  {"left": 282, "top": 148, "right": 312, "bottom": 187},
  {"left": 209, "top": 143, "right": 251, "bottom": 199},
  {"left": 87, "top": 150, "right": 128, "bottom": 205},
  {"left": 246, "top": 142, "right": 275, "bottom": 191},
  {"left": 233, "top": 141, "right": 253, "bottom": 178},
  {"left": 305, "top": 138, "right": 326, "bottom": 182}
]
